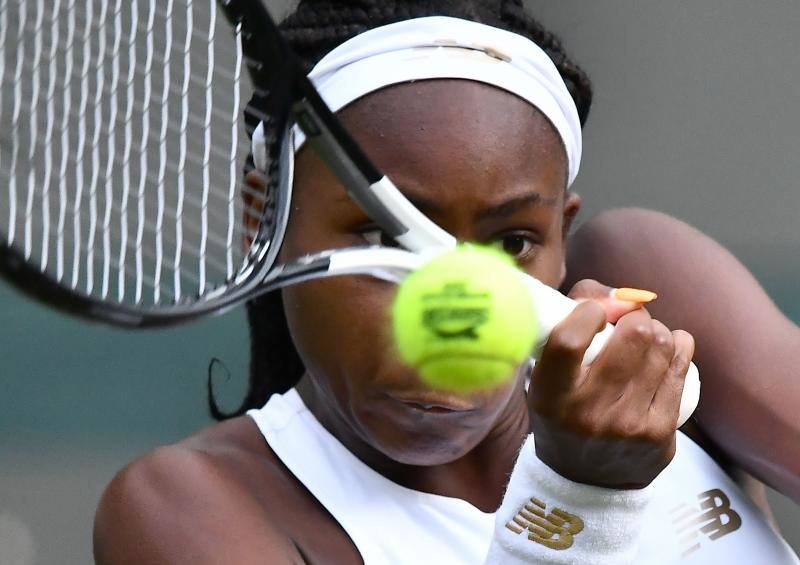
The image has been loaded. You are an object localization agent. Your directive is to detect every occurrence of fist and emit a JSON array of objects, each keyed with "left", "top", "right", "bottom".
[{"left": 528, "top": 280, "right": 695, "bottom": 489}]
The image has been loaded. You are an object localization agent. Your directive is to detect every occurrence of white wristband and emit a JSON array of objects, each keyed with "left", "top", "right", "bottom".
[{"left": 485, "top": 434, "right": 654, "bottom": 564}]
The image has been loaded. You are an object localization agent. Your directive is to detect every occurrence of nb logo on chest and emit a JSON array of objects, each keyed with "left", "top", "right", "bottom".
[{"left": 670, "top": 488, "right": 742, "bottom": 557}]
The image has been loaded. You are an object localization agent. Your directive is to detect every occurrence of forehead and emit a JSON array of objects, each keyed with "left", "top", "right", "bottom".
[
  {"left": 295, "top": 79, "right": 568, "bottom": 206},
  {"left": 339, "top": 79, "right": 566, "bottom": 164}
]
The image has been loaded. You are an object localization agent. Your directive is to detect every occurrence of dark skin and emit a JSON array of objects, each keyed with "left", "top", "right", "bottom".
[{"left": 93, "top": 81, "right": 793, "bottom": 564}]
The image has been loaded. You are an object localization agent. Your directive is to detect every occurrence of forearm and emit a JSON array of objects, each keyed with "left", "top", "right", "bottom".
[{"left": 564, "top": 208, "right": 800, "bottom": 501}]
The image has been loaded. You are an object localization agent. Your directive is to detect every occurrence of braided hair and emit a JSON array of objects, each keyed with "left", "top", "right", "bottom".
[{"left": 209, "top": 0, "right": 592, "bottom": 420}]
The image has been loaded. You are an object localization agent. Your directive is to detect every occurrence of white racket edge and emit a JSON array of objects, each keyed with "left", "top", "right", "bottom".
[{"left": 369, "top": 176, "right": 457, "bottom": 252}]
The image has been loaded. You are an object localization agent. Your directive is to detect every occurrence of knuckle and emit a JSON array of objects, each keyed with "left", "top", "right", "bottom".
[
  {"left": 568, "top": 278, "right": 600, "bottom": 298},
  {"left": 653, "top": 333, "right": 672, "bottom": 350},
  {"left": 575, "top": 300, "right": 608, "bottom": 330},
  {"left": 546, "top": 331, "right": 586, "bottom": 358},
  {"left": 651, "top": 323, "right": 675, "bottom": 356},
  {"left": 629, "top": 323, "right": 654, "bottom": 344},
  {"left": 580, "top": 299, "right": 606, "bottom": 319}
]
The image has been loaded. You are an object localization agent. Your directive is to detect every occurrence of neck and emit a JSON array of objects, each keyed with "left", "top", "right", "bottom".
[{"left": 296, "top": 375, "right": 530, "bottom": 512}]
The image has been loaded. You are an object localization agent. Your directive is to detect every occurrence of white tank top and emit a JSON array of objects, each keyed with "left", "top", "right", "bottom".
[{"left": 248, "top": 389, "right": 798, "bottom": 564}]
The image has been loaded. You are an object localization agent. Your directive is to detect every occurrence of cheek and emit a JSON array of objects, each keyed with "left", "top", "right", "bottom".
[
  {"left": 281, "top": 277, "right": 399, "bottom": 387},
  {"left": 536, "top": 243, "right": 567, "bottom": 286},
  {"left": 527, "top": 232, "right": 567, "bottom": 288}
]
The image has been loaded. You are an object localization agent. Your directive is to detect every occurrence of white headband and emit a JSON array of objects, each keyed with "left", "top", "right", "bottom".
[{"left": 253, "top": 16, "right": 582, "bottom": 187}]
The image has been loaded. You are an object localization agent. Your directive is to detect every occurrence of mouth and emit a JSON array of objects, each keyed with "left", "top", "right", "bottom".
[{"left": 385, "top": 391, "right": 478, "bottom": 413}]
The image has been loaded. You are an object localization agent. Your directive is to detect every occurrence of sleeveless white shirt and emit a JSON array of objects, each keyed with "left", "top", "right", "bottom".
[{"left": 248, "top": 389, "right": 798, "bottom": 564}]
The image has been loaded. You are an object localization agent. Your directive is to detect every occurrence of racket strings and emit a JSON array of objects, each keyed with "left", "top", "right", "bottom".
[
  {"left": 0, "top": 0, "right": 284, "bottom": 307},
  {"left": 2, "top": 165, "right": 263, "bottom": 301},
  {"left": 1, "top": 158, "right": 265, "bottom": 264}
]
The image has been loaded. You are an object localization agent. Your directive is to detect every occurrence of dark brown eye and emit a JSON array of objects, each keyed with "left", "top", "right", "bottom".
[
  {"left": 493, "top": 233, "right": 536, "bottom": 260},
  {"left": 362, "top": 228, "right": 401, "bottom": 248}
]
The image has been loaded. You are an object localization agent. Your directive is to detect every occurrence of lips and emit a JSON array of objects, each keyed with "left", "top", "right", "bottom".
[{"left": 385, "top": 391, "right": 478, "bottom": 413}]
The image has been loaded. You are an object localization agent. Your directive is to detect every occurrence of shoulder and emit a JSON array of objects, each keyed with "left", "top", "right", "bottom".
[
  {"left": 93, "top": 417, "right": 306, "bottom": 564},
  {"left": 564, "top": 206, "right": 781, "bottom": 327},
  {"left": 565, "top": 207, "right": 710, "bottom": 274}
]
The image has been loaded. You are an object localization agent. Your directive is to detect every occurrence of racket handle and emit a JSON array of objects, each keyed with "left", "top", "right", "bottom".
[{"left": 522, "top": 274, "right": 700, "bottom": 427}]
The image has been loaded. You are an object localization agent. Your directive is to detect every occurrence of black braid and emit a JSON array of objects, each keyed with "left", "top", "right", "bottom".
[{"left": 209, "top": 0, "right": 592, "bottom": 420}]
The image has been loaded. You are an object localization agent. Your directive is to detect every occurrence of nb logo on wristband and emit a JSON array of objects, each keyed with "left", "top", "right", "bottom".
[{"left": 505, "top": 497, "right": 584, "bottom": 550}]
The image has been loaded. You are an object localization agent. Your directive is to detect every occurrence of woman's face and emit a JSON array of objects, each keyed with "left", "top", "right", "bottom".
[{"left": 275, "top": 80, "right": 579, "bottom": 465}]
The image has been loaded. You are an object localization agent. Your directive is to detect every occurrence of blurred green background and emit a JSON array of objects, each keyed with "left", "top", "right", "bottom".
[{"left": 2, "top": 1, "right": 799, "bottom": 563}]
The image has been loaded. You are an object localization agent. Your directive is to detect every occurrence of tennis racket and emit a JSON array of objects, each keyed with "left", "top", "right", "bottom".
[
  {"left": 0, "top": 0, "right": 699, "bottom": 423},
  {"left": 0, "top": 0, "right": 453, "bottom": 328}
]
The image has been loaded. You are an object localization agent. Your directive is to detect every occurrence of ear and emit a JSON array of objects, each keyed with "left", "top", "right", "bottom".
[
  {"left": 243, "top": 169, "right": 269, "bottom": 248},
  {"left": 562, "top": 191, "right": 582, "bottom": 240},
  {"left": 559, "top": 191, "right": 582, "bottom": 285}
]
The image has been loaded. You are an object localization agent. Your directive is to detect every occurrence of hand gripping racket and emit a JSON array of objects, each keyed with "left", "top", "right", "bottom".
[{"left": 0, "top": 0, "right": 699, "bottom": 424}]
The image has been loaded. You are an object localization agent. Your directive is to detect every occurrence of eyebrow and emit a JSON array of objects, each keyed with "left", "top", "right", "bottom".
[
  {"left": 476, "top": 192, "right": 559, "bottom": 221},
  {"left": 337, "top": 191, "right": 445, "bottom": 216},
  {"left": 405, "top": 194, "right": 445, "bottom": 216},
  {"left": 399, "top": 191, "right": 559, "bottom": 220},
  {"left": 337, "top": 189, "right": 556, "bottom": 219}
]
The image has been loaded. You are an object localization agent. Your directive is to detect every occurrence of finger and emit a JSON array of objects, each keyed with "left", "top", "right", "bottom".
[
  {"left": 533, "top": 300, "right": 607, "bottom": 398},
  {"left": 567, "top": 279, "right": 656, "bottom": 324},
  {"left": 650, "top": 330, "right": 696, "bottom": 427},
  {"left": 583, "top": 308, "right": 658, "bottom": 393},
  {"left": 623, "top": 319, "right": 676, "bottom": 408}
]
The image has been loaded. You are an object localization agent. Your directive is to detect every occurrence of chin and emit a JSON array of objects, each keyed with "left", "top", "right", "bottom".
[
  {"left": 372, "top": 425, "right": 485, "bottom": 466},
  {"left": 355, "top": 394, "right": 495, "bottom": 466}
]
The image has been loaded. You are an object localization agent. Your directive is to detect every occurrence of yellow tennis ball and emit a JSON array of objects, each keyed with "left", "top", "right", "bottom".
[{"left": 392, "top": 245, "right": 539, "bottom": 392}]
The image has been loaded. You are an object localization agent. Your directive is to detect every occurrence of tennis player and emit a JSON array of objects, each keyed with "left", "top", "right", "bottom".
[{"left": 93, "top": 1, "right": 799, "bottom": 563}]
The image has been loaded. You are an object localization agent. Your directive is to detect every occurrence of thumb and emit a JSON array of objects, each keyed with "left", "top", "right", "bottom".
[{"left": 566, "top": 279, "right": 657, "bottom": 324}]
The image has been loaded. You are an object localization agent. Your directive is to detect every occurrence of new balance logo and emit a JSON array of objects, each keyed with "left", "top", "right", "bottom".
[
  {"left": 505, "top": 497, "right": 584, "bottom": 550},
  {"left": 671, "top": 488, "right": 742, "bottom": 557}
]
